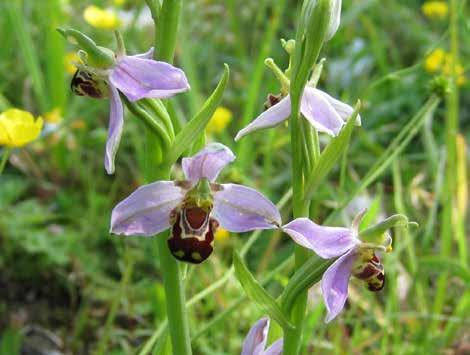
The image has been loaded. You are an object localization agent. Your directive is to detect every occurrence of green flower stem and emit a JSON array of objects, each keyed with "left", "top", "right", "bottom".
[
  {"left": 146, "top": 1, "right": 191, "bottom": 354},
  {"left": 0, "top": 147, "right": 12, "bottom": 175},
  {"left": 155, "top": 0, "right": 183, "bottom": 63},
  {"left": 284, "top": 1, "right": 331, "bottom": 353}
]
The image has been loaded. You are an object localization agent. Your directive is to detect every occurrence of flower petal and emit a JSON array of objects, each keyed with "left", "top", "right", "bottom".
[
  {"left": 213, "top": 184, "right": 281, "bottom": 232},
  {"left": 241, "top": 317, "right": 269, "bottom": 355},
  {"left": 316, "top": 88, "right": 361, "bottom": 125},
  {"left": 300, "top": 87, "right": 345, "bottom": 136},
  {"left": 109, "top": 56, "right": 189, "bottom": 102},
  {"left": 110, "top": 181, "right": 185, "bottom": 236},
  {"left": 282, "top": 218, "right": 358, "bottom": 259},
  {"left": 132, "top": 47, "right": 155, "bottom": 59},
  {"left": 264, "top": 339, "right": 283, "bottom": 355},
  {"left": 105, "top": 84, "right": 124, "bottom": 174},
  {"left": 235, "top": 96, "right": 291, "bottom": 141},
  {"left": 326, "top": 0, "right": 342, "bottom": 40},
  {"left": 321, "top": 250, "right": 356, "bottom": 323},
  {"left": 182, "top": 143, "right": 235, "bottom": 183}
]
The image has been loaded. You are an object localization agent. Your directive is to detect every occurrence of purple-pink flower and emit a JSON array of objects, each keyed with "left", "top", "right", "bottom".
[
  {"left": 282, "top": 212, "right": 391, "bottom": 322},
  {"left": 235, "top": 86, "right": 360, "bottom": 141},
  {"left": 105, "top": 48, "right": 189, "bottom": 174},
  {"left": 241, "top": 317, "right": 283, "bottom": 355},
  {"left": 110, "top": 143, "right": 282, "bottom": 264},
  {"left": 72, "top": 47, "right": 189, "bottom": 174}
]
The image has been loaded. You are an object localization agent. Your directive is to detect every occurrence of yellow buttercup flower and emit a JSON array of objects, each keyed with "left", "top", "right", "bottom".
[
  {"left": 421, "top": 1, "right": 448, "bottom": 19},
  {"left": 64, "top": 52, "right": 79, "bottom": 75},
  {"left": 206, "top": 106, "right": 233, "bottom": 134},
  {"left": 83, "top": 5, "right": 120, "bottom": 30},
  {"left": 44, "top": 107, "right": 62, "bottom": 124},
  {"left": 424, "top": 49, "right": 466, "bottom": 85},
  {"left": 0, "top": 109, "right": 43, "bottom": 147},
  {"left": 424, "top": 48, "right": 446, "bottom": 73},
  {"left": 214, "top": 228, "right": 230, "bottom": 243}
]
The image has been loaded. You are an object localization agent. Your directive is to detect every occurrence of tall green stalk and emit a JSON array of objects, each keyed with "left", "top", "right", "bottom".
[
  {"left": 283, "top": 1, "right": 331, "bottom": 352},
  {"left": 145, "top": 1, "right": 192, "bottom": 354}
]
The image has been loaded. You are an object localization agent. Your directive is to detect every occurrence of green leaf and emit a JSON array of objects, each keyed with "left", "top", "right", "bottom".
[
  {"left": 164, "top": 64, "right": 230, "bottom": 165},
  {"left": 305, "top": 101, "right": 361, "bottom": 199},
  {"left": 233, "top": 251, "right": 294, "bottom": 330},
  {"left": 279, "top": 255, "right": 331, "bottom": 315},
  {"left": 0, "top": 328, "right": 22, "bottom": 355}
]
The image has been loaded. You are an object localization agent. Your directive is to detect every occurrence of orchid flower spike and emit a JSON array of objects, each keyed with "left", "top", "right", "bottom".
[
  {"left": 111, "top": 143, "right": 281, "bottom": 264},
  {"left": 241, "top": 318, "right": 283, "bottom": 355},
  {"left": 71, "top": 46, "right": 189, "bottom": 174},
  {"left": 282, "top": 211, "right": 392, "bottom": 323},
  {"left": 235, "top": 59, "right": 359, "bottom": 141}
]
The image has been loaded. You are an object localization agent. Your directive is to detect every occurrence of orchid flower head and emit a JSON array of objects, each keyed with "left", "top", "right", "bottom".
[
  {"left": 71, "top": 45, "right": 190, "bottom": 174},
  {"left": 235, "top": 60, "right": 359, "bottom": 141},
  {"left": 241, "top": 317, "right": 283, "bottom": 355},
  {"left": 282, "top": 210, "right": 392, "bottom": 323},
  {"left": 111, "top": 143, "right": 282, "bottom": 264}
]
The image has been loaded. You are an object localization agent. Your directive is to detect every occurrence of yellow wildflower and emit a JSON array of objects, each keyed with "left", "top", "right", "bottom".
[
  {"left": 424, "top": 48, "right": 446, "bottom": 73},
  {"left": 114, "top": 0, "right": 126, "bottom": 6},
  {"left": 44, "top": 107, "right": 62, "bottom": 124},
  {"left": 64, "top": 52, "right": 79, "bottom": 75},
  {"left": 0, "top": 109, "right": 43, "bottom": 147},
  {"left": 421, "top": 1, "right": 448, "bottom": 19},
  {"left": 206, "top": 106, "right": 232, "bottom": 134},
  {"left": 83, "top": 5, "right": 120, "bottom": 30},
  {"left": 214, "top": 228, "right": 230, "bottom": 243}
]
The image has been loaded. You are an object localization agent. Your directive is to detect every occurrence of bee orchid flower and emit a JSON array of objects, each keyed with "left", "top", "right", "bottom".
[
  {"left": 71, "top": 47, "right": 189, "bottom": 174},
  {"left": 235, "top": 86, "right": 359, "bottom": 141},
  {"left": 241, "top": 317, "right": 283, "bottom": 355},
  {"left": 110, "top": 143, "right": 282, "bottom": 264},
  {"left": 282, "top": 211, "right": 392, "bottom": 322}
]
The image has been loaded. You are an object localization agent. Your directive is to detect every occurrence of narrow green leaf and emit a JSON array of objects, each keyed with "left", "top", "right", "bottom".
[
  {"left": 164, "top": 64, "right": 229, "bottom": 165},
  {"left": 233, "top": 251, "right": 294, "bottom": 330},
  {"left": 305, "top": 101, "right": 361, "bottom": 199},
  {"left": 280, "top": 255, "right": 331, "bottom": 315},
  {"left": 5, "top": 1, "right": 48, "bottom": 112}
]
